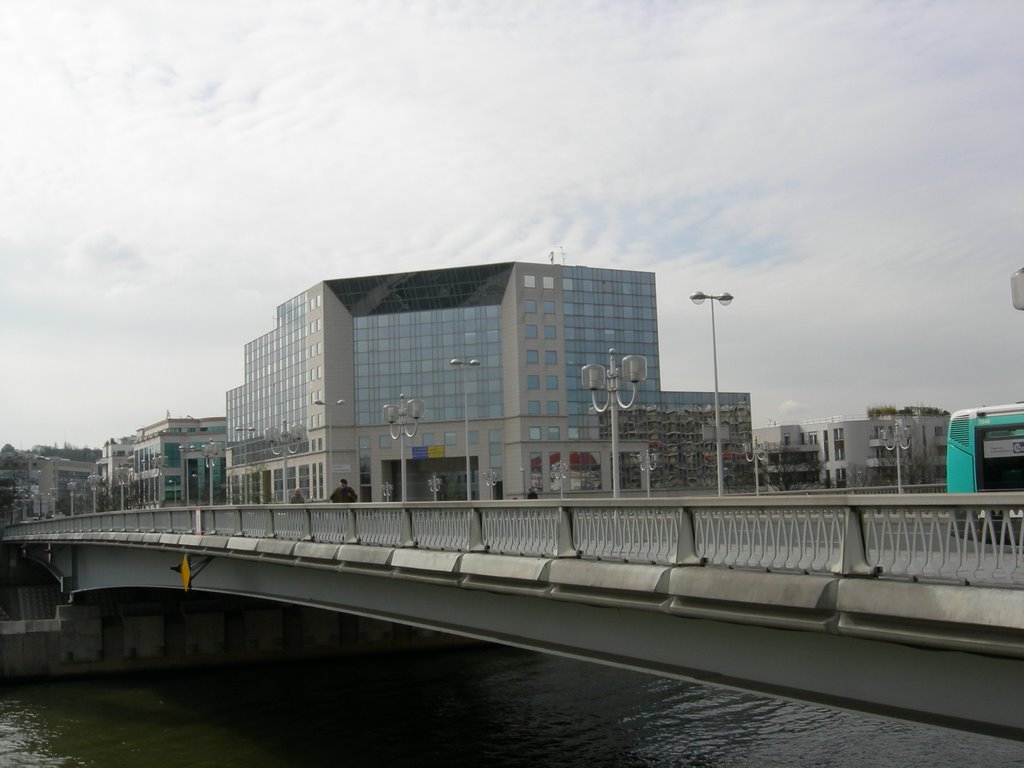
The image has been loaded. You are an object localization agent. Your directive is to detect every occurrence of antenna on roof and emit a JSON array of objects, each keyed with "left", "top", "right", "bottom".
[
  {"left": 560, "top": 246, "right": 566, "bottom": 265},
  {"left": 549, "top": 251, "right": 555, "bottom": 264}
]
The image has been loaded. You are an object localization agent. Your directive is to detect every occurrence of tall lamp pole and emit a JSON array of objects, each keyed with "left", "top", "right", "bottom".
[
  {"left": 690, "top": 291, "right": 733, "bottom": 496},
  {"left": 383, "top": 394, "right": 424, "bottom": 502},
  {"left": 201, "top": 441, "right": 223, "bottom": 505},
  {"left": 881, "top": 418, "right": 912, "bottom": 494},
  {"left": 314, "top": 399, "right": 346, "bottom": 498},
  {"left": 582, "top": 349, "right": 648, "bottom": 498},
  {"left": 234, "top": 427, "right": 255, "bottom": 503},
  {"left": 450, "top": 358, "right": 480, "bottom": 500},
  {"left": 266, "top": 423, "right": 306, "bottom": 502},
  {"left": 744, "top": 437, "right": 767, "bottom": 496}
]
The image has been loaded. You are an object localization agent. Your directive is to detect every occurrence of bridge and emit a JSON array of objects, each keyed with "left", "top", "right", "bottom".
[{"left": 3, "top": 493, "right": 1024, "bottom": 741}]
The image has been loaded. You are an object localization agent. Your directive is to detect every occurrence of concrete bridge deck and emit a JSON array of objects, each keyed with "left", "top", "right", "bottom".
[{"left": 3, "top": 493, "right": 1023, "bottom": 740}]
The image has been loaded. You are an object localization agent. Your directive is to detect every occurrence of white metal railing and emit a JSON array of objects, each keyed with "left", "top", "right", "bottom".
[{"left": 4, "top": 495, "right": 1023, "bottom": 587}]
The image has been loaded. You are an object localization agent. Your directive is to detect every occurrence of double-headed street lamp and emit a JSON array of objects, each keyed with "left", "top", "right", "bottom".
[
  {"left": 383, "top": 393, "right": 424, "bottom": 502},
  {"left": 881, "top": 419, "right": 912, "bottom": 494},
  {"left": 690, "top": 291, "right": 733, "bottom": 496},
  {"left": 234, "top": 427, "right": 256, "bottom": 503},
  {"left": 450, "top": 358, "right": 480, "bottom": 500},
  {"left": 638, "top": 449, "right": 659, "bottom": 498},
  {"left": 87, "top": 474, "right": 101, "bottom": 514},
  {"left": 744, "top": 437, "right": 768, "bottom": 496},
  {"left": 314, "top": 399, "right": 346, "bottom": 497},
  {"left": 266, "top": 423, "right": 306, "bottom": 502},
  {"left": 582, "top": 348, "right": 648, "bottom": 498},
  {"left": 201, "top": 441, "right": 223, "bottom": 505}
]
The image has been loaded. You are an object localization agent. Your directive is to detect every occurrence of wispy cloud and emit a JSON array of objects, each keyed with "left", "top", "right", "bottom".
[{"left": 1, "top": 0, "right": 1021, "bottom": 446}]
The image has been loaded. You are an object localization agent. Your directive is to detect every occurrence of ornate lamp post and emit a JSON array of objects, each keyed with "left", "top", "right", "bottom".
[
  {"left": 428, "top": 473, "right": 442, "bottom": 501},
  {"left": 314, "top": 399, "right": 346, "bottom": 497},
  {"left": 87, "top": 474, "right": 101, "bottom": 514},
  {"left": 234, "top": 427, "right": 256, "bottom": 503},
  {"left": 482, "top": 469, "right": 499, "bottom": 500},
  {"left": 266, "top": 423, "right": 306, "bottom": 502},
  {"left": 383, "top": 394, "right": 424, "bottom": 502},
  {"left": 381, "top": 481, "right": 394, "bottom": 502},
  {"left": 450, "top": 358, "right": 481, "bottom": 500},
  {"left": 744, "top": 437, "right": 768, "bottom": 496},
  {"left": 152, "top": 454, "right": 167, "bottom": 507},
  {"left": 582, "top": 348, "right": 648, "bottom": 498},
  {"left": 638, "top": 449, "right": 659, "bottom": 498},
  {"left": 115, "top": 465, "right": 132, "bottom": 510},
  {"left": 690, "top": 291, "right": 733, "bottom": 496},
  {"left": 881, "top": 418, "right": 912, "bottom": 494},
  {"left": 66, "top": 481, "right": 77, "bottom": 516},
  {"left": 550, "top": 459, "right": 569, "bottom": 499},
  {"left": 201, "top": 441, "right": 223, "bottom": 505}
]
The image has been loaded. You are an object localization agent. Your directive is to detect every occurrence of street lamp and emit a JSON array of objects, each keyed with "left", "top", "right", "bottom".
[
  {"left": 881, "top": 419, "right": 912, "bottom": 494},
  {"left": 428, "top": 473, "right": 442, "bottom": 501},
  {"left": 690, "top": 291, "right": 733, "bottom": 496},
  {"left": 201, "top": 441, "right": 223, "bottom": 505},
  {"left": 638, "top": 449, "right": 659, "bottom": 498},
  {"left": 66, "top": 481, "right": 77, "bottom": 516},
  {"left": 381, "top": 481, "right": 394, "bottom": 502},
  {"left": 744, "top": 437, "right": 768, "bottom": 496},
  {"left": 266, "top": 423, "right": 306, "bottom": 502},
  {"left": 450, "top": 358, "right": 481, "bottom": 500},
  {"left": 482, "top": 469, "right": 499, "bottom": 500},
  {"left": 115, "top": 465, "right": 132, "bottom": 510},
  {"left": 582, "top": 348, "right": 648, "bottom": 498},
  {"left": 314, "top": 399, "right": 346, "bottom": 498},
  {"left": 383, "top": 393, "right": 424, "bottom": 502},
  {"left": 87, "top": 474, "right": 101, "bottom": 514},
  {"left": 152, "top": 455, "right": 166, "bottom": 507},
  {"left": 550, "top": 459, "right": 569, "bottom": 499},
  {"left": 234, "top": 427, "right": 256, "bottom": 503}
]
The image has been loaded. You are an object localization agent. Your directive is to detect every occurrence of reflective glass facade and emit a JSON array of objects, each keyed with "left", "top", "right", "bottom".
[{"left": 353, "top": 305, "right": 502, "bottom": 426}]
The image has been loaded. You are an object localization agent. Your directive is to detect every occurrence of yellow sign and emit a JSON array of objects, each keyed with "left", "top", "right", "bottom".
[
  {"left": 171, "top": 555, "right": 191, "bottom": 592},
  {"left": 428, "top": 445, "right": 446, "bottom": 459}
]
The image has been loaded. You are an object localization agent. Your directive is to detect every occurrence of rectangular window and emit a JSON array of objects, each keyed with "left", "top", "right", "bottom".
[
  {"left": 544, "top": 325, "right": 556, "bottom": 340},
  {"left": 524, "top": 275, "right": 536, "bottom": 288},
  {"left": 546, "top": 401, "right": 559, "bottom": 415},
  {"left": 527, "top": 375, "right": 540, "bottom": 390},
  {"left": 525, "top": 299, "right": 537, "bottom": 313},
  {"left": 544, "top": 300, "right": 556, "bottom": 314},
  {"left": 525, "top": 324, "right": 538, "bottom": 339},
  {"left": 546, "top": 375, "right": 558, "bottom": 390},
  {"left": 529, "top": 427, "right": 542, "bottom": 440},
  {"left": 528, "top": 401, "right": 541, "bottom": 415},
  {"left": 543, "top": 276, "right": 554, "bottom": 289},
  {"left": 547, "top": 427, "right": 560, "bottom": 440},
  {"left": 545, "top": 350, "right": 557, "bottom": 365},
  {"left": 526, "top": 350, "right": 539, "bottom": 364}
]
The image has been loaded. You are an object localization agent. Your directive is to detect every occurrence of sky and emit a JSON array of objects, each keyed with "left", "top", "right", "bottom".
[{"left": 1, "top": 0, "right": 1022, "bottom": 450}]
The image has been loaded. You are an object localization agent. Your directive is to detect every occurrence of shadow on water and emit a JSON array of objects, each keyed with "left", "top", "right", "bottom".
[{"left": 1, "top": 646, "right": 1023, "bottom": 768}]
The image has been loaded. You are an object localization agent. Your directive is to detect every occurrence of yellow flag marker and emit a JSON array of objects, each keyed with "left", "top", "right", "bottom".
[{"left": 171, "top": 555, "right": 191, "bottom": 592}]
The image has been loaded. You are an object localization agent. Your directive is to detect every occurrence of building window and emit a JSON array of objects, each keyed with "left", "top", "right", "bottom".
[
  {"left": 545, "top": 350, "right": 557, "bottom": 365},
  {"left": 544, "top": 325, "right": 556, "bottom": 340},
  {"left": 547, "top": 427, "right": 560, "bottom": 440},
  {"left": 444, "top": 432, "right": 457, "bottom": 445},
  {"left": 528, "top": 401, "right": 541, "bottom": 415},
  {"left": 544, "top": 300, "right": 556, "bottom": 314},
  {"left": 529, "top": 427, "right": 542, "bottom": 440},
  {"left": 546, "top": 401, "right": 559, "bottom": 415},
  {"left": 545, "top": 375, "right": 558, "bottom": 390},
  {"left": 527, "top": 375, "right": 540, "bottom": 390},
  {"left": 524, "top": 275, "right": 536, "bottom": 288},
  {"left": 525, "top": 324, "right": 538, "bottom": 339},
  {"left": 526, "top": 350, "right": 539, "bottom": 364},
  {"left": 543, "top": 276, "right": 554, "bottom": 289},
  {"left": 525, "top": 299, "right": 537, "bottom": 313}
]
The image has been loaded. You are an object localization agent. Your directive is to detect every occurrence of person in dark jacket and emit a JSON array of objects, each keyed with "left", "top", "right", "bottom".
[{"left": 330, "top": 479, "right": 358, "bottom": 503}]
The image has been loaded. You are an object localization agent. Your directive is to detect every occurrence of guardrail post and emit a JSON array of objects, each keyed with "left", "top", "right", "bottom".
[
  {"left": 675, "top": 506, "right": 700, "bottom": 565},
  {"left": 346, "top": 508, "right": 359, "bottom": 543},
  {"left": 469, "top": 506, "right": 485, "bottom": 552},
  {"left": 396, "top": 506, "right": 411, "bottom": 547},
  {"left": 557, "top": 506, "right": 575, "bottom": 557},
  {"left": 835, "top": 506, "right": 873, "bottom": 576}
]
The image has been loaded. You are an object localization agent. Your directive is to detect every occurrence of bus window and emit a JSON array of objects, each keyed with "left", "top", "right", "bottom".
[{"left": 978, "top": 427, "right": 1024, "bottom": 491}]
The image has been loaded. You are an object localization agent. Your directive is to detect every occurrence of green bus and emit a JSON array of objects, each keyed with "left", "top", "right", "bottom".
[{"left": 946, "top": 403, "right": 1024, "bottom": 492}]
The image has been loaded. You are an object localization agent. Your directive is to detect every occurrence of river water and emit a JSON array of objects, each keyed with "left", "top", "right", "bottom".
[{"left": 1, "top": 647, "right": 1021, "bottom": 767}]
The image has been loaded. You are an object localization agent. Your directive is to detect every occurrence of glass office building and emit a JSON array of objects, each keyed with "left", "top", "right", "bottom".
[{"left": 226, "top": 262, "right": 751, "bottom": 502}]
